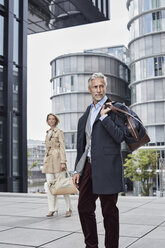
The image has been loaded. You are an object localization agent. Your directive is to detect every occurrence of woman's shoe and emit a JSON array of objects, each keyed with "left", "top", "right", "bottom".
[
  {"left": 46, "top": 211, "right": 55, "bottom": 217},
  {"left": 65, "top": 209, "right": 72, "bottom": 217}
]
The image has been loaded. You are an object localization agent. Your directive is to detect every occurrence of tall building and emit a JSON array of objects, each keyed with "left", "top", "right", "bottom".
[
  {"left": 127, "top": 0, "right": 165, "bottom": 194},
  {"left": 50, "top": 52, "right": 130, "bottom": 172},
  {"left": 85, "top": 45, "right": 130, "bottom": 64},
  {"left": 0, "top": 0, "right": 110, "bottom": 192}
]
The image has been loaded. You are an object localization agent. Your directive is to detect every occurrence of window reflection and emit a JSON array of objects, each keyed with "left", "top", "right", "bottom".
[
  {"left": 0, "top": 117, "right": 4, "bottom": 174},
  {"left": 0, "top": 0, "right": 4, "bottom": 5},
  {"left": 64, "top": 132, "right": 77, "bottom": 149},
  {"left": 129, "top": 10, "right": 165, "bottom": 39},
  {"left": 0, "top": 15, "right": 4, "bottom": 56},
  {"left": 152, "top": 11, "right": 161, "bottom": 31},
  {"left": 0, "top": 65, "right": 3, "bottom": 106},
  {"left": 131, "top": 56, "right": 165, "bottom": 82},
  {"left": 13, "top": 65, "right": 19, "bottom": 111},
  {"left": 13, "top": 18, "right": 19, "bottom": 64},
  {"left": 154, "top": 57, "right": 164, "bottom": 76},
  {"left": 13, "top": 117, "right": 19, "bottom": 177},
  {"left": 129, "top": 0, "right": 165, "bottom": 18},
  {"left": 14, "top": 0, "right": 19, "bottom": 18}
]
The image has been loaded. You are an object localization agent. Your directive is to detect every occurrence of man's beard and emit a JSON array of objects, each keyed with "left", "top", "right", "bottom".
[{"left": 94, "top": 94, "right": 104, "bottom": 101}]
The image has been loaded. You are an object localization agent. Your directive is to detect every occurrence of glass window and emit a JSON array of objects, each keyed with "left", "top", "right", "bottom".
[
  {"left": 146, "top": 80, "right": 154, "bottom": 101},
  {"left": 145, "top": 36, "right": 152, "bottom": 56},
  {"left": 145, "top": 13, "right": 152, "bottom": 34},
  {"left": 13, "top": 65, "right": 19, "bottom": 111},
  {"left": 0, "top": 117, "right": 4, "bottom": 174},
  {"left": 70, "top": 56, "right": 77, "bottom": 72},
  {"left": 0, "top": 15, "right": 4, "bottom": 56},
  {"left": 13, "top": 19, "right": 19, "bottom": 64},
  {"left": 84, "top": 56, "right": 92, "bottom": 72},
  {"left": 0, "top": 65, "right": 4, "bottom": 106},
  {"left": 154, "top": 57, "right": 164, "bottom": 76},
  {"left": 51, "top": 61, "right": 55, "bottom": 78},
  {"left": 147, "top": 126, "right": 156, "bottom": 143},
  {"left": 103, "top": 0, "right": 107, "bottom": 17},
  {"left": 155, "top": 103, "right": 164, "bottom": 123},
  {"left": 77, "top": 56, "right": 84, "bottom": 72},
  {"left": 14, "top": 0, "right": 19, "bottom": 18},
  {"left": 152, "top": 0, "right": 161, "bottom": 9},
  {"left": 152, "top": 11, "right": 161, "bottom": 31},
  {"left": 155, "top": 79, "right": 163, "bottom": 100},
  {"left": 141, "top": 82, "right": 147, "bottom": 102},
  {"left": 147, "top": 103, "right": 155, "bottom": 124},
  {"left": 156, "top": 126, "right": 165, "bottom": 142},
  {"left": 13, "top": 179, "right": 20, "bottom": 192},
  {"left": 146, "top": 58, "right": 154, "bottom": 78},
  {"left": 13, "top": 116, "right": 19, "bottom": 176},
  {"left": 136, "top": 83, "right": 141, "bottom": 102},
  {"left": 64, "top": 57, "right": 70, "bottom": 74},
  {"left": 92, "top": 56, "right": 99, "bottom": 72}
]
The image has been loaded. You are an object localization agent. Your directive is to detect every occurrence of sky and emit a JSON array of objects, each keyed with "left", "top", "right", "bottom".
[{"left": 27, "top": 0, "right": 130, "bottom": 141}]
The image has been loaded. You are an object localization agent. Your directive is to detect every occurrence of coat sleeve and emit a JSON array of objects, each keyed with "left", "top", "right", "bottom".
[
  {"left": 100, "top": 114, "right": 126, "bottom": 144},
  {"left": 58, "top": 130, "right": 67, "bottom": 163}
]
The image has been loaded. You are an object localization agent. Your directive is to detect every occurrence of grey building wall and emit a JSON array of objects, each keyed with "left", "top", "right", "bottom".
[
  {"left": 127, "top": 0, "right": 165, "bottom": 155},
  {"left": 127, "top": 0, "right": 165, "bottom": 195},
  {"left": 50, "top": 52, "right": 130, "bottom": 172}
]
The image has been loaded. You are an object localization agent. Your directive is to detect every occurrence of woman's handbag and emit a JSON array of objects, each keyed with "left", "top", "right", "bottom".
[
  {"left": 48, "top": 171, "right": 78, "bottom": 195},
  {"left": 111, "top": 104, "right": 150, "bottom": 152}
]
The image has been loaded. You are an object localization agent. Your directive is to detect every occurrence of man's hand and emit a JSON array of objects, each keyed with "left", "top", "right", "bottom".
[
  {"left": 73, "top": 173, "right": 80, "bottom": 189},
  {"left": 60, "top": 163, "right": 67, "bottom": 171},
  {"left": 100, "top": 102, "right": 112, "bottom": 116}
]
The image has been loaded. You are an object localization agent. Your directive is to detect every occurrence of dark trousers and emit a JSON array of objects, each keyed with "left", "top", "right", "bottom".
[{"left": 78, "top": 162, "right": 119, "bottom": 248}]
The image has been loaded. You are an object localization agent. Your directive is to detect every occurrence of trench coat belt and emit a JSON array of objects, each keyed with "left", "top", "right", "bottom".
[{"left": 86, "top": 156, "right": 91, "bottom": 163}]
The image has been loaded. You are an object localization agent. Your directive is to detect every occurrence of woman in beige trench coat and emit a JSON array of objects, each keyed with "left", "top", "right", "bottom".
[{"left": 42, "top": 113, "right": 72, "bottom": 217}]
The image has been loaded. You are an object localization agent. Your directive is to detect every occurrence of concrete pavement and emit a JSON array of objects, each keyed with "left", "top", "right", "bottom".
[{"left": 0, "top": 193, "right": 165, "bottom": 248}]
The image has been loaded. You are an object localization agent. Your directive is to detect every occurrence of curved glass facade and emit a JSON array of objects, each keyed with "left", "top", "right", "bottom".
[
  {"left": 128, "top": 0, "right": 165, "bottom": 19},
  {"left": 51, "top": 54, "right": 128, "bottom": 80},
  {"left": 129, "top": 10, "right": 165, "bottom": 40},
  {"left": 128, "top": 0, "right": 165, "bottom": 149},
  {"left": 130, "top": 56, "right": 165, "bottom": 82},
  {"left": 131, "top": 78, "right": 165, "bottom": 104},
  {"left": 50, "top": 53, "right": 130, "bottom": 171},
  {"left": 130, "top": 32, "right": 165, "bottom": 61}
]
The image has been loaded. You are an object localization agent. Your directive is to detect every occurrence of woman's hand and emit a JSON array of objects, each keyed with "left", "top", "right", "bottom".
[{"left": 60, "top": 163, "right": 67, "bottom": 171}]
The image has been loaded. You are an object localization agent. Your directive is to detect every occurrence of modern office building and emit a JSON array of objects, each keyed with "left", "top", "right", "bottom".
[
  {"left": 0, "top": 0, "right": 110, "bottom": 192},
  {"left": 50, "top": 52, "right": 130, "bottom": 172},
  {"left": 85, "top": 45, "right": 130, "bottom": 64},
  {"left": 127, "top": 0, "right": 165, "bottom": 195}
]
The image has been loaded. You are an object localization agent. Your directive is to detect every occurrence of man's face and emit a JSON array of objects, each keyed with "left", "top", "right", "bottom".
[{"left": 88, "top": 77, "right": 107, "bottom": 104}]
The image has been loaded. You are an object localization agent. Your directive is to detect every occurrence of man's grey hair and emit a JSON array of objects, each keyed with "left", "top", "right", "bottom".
[{"left": 88, "top": 72, "right": 107, "bottom": 87}]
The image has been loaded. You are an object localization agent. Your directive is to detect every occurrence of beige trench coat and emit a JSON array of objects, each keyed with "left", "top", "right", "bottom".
[{"left": 42, "top": 127, "right": 67, "bottom": 174}]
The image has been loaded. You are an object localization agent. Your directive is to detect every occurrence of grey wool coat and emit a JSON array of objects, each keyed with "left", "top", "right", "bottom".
[{"left": 75, "top": 101, "right": 128, "bottom": 195}]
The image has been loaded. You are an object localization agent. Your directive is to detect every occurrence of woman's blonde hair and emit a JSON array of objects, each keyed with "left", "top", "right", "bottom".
[{"left": 46, "top": 113, "right": 60, "bottom": 126}]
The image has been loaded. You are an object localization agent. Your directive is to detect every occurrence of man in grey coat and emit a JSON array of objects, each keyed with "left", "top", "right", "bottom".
[{"left": 73, "top": 72, "right": 127, "bottom": 248}]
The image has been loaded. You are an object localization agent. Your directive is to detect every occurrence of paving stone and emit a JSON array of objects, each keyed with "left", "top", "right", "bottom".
[
  {"left": 0, "top": 194, "right": 165, "bottom": 248},
  {"left": 145, "top": 226, "right": 165, "bottom": 239},
  {"left": 120, "top": 212, "right": 165, "bottom": 226},
  {"left": 0, "top": 227, "right": 70, "bottom": 246},
  {"left": 128, "top": 237, "right": 165, "bottom": 248},
  {"left": 0, "top": 216, "right": 45, "bottom": 227},
  {"left": 0, "top": 245, "right": 33, "bottom": 248}
]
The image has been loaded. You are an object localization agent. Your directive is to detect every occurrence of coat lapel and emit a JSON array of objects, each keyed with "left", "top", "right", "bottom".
[{"left": 80, "top": 106, "right": 91, "bottom": 132}]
